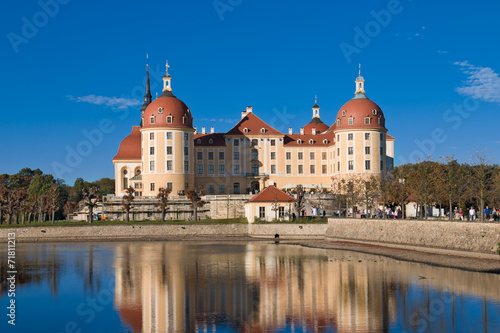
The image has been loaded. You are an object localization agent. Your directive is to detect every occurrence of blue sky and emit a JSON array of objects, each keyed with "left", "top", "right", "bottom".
[{"left": 1, "top": 0, "right": 499, "bottom": 185}]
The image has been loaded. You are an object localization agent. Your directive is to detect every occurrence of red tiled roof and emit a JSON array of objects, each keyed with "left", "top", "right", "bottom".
[
  {"left": 194, "top": 133, "right": 226, "bottom": 146},
  {"left": 227, "top": 112, "right": 283, "bottom": 136},
  {"left": 248, "top": 185, "right": 296, "bottom": 203},
  {"left": 283, "top": 132, "right": 334, "bottom": 147},
  {"left": 142, "top": 96, "right": 193, "bottom": 129},
  {"left": 303, "top": 120, "right": 329, "bottom": 134},
  {"left": 328, "top": 97, "right": 386, "bottom": 131},
  {"left": 113, "top": 126, "right": 141, "bottom": 161},
  {"left": 386, "top": 133, "right": 395, "bottom": 140}
]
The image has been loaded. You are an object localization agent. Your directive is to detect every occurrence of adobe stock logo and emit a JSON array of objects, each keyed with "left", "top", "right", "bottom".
[{"left": 7, "top": 0, "right": 70, "bottom": 54}]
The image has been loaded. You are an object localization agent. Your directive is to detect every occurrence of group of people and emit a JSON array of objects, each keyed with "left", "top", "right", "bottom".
[{"left": 453, "top": 206, "right": 499, "bottom": 221}]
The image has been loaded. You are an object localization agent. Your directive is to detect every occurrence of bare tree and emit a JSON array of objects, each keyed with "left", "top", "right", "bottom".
[
  {"left": 186, "top": 187, "right": 205, "bottom": 221},
  {"left": 82, "top": 187, "right": 100, "bottom": 223},
  {"left": 48, "top": 185, "right": 60, "bottom": 224},
  {"left": 271, "top": 189, "right": 280, "bottom": 221},
  {"left": 63, "top": 201, "right": 78, "bottom": 221},
  {"left": 155, "top": 188, "right": 171, "bottom": 222},
  {"left": 293, "top": 185, "right": 305, "bottom": 217},
  {"left": 121, "top": 186, "right": 135, "bottom": 222}
]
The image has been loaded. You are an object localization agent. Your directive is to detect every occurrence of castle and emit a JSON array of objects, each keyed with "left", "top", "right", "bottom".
[{"left": 112, "top": 62, "right": 394, "bottom": 197}]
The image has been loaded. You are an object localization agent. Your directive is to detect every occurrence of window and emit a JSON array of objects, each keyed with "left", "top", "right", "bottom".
[
  {"left": 372, "top": 109, "right": 378, "bottom": 115},
  {"left": 184, "top": 133, "right": 188, "bottom": 140},
  {"left": 323, "top": 139, "right": 328, "bottom": 144},
  {"left": 197, "top": 139, "right": 201, "bottom": 144},
  {"left": 279, "top": 207, "right": 285, "bottom": 218},
  {"left": 337, "top": 148, "right": 340, "bottom": 156},
  {"left": 234, "top": 165, "right": 239, "bottom": 174},
  {"left": 252, "top": 164, "right": 259, "bottom": 175},
  {"left": 380, "top": 161, "right": 384, "bottom": 170},
  {"left": 310, "top": 165, "right": 315, "bottom": 174},
  {"left": 348, "top": 117, "right": 354, "bottom": 125},
  {"left": 167, "top": 146, "right": 172, "bottom": 155},
  {"left": 309, "top": 139, "right": 314, "bottom": 144},
  {"left": 150, "top": 183, "right": 155, "bottom": 191},
  {"left": 298, "top": 165, "right": 303, "bottom": 174},
  {"left": 337, "top": 161, "right": 340, "bottom": 172},
  {"left": 271, "top": 139, "right": 276, "bottom": 146},
  {"left": 167, "top": 183, "right": 172, "bottom": 190},
  {"left": 337, "top": 119, "right": 341, "bottom": 127},
  {"left": 348, "top": 147, "right": 354, "bottom": 155},
  {"left": 271, "top": 165, "right": 276, "bottom": 174},
  {"left": 322, "top": 165, "right": 327, "bottom": 174},
  {"left": 234, "top": 139, "right": 239, "bottom": 146},
  {"left": 167, "top": 132, "right": 172, "bottom": 139},
  {"left": 348, "top": 161, "right": 354, "bottom": 170},
  {"left": 234, "top": 152, "right": 239, "bottom": 160},
  {"left": 297, "top": 139, "right": 302, "bottom": 145},
  {"left": 208, "top": 185, "right": 214, "bottom": 193},
  {"left": 150, "top": 160, "right": 155, "bottom": 171},
  {"left": 380, "top": 133, "right": 384, "bottom": 141},
  {"left": 348, "top": 133, "right": 353, "bottom": 140},
  {"left": 219, "top": 185, "right": 225, "bottom": 193},
  {"left": 167, "top": 160, "right": 173, "bottom": 171},
  {"left": 365, "top": 147, "right": 370, "bottom": 154},
  {"left": 209, "top": 139, "right": 213, "bottom": 144},
  {"left": 298, "top": 152, "right": 303, "bottom": 160},
  {"left": 219, "top": 165, "right": 224, "bottom": 174},
  {"left": 243, "top": 128, "right": 248, "bottom": 133},
  {"left": 122, "top": 170, "right": 128, "bottom": 189},
  {"left": 251, "top": 149, "right": 258, "bottom": 160},
  {"left": 197, "top": 152, "right": 202, "bottom": 160},
  {"left": 286, "top": 165, "right": 292, "bottom": 174},
  {"left": 233, "top": 183, "right": 240, "bottom": 194},
  {"left": 150, "top": 147, "right": 154, "bottom": 155},
  {"left": 286, "top": 152, "right": 291, "bottom": 160},
  {"left": 342, "top": 110, "right": 347, "bottom": 117},
  {"left": 260, "top": 128, "right": 266, "bottom": 133},
  {"left": 380, "top": 147, "right": 384, "bottom": 155},
  {"left": 184, "top": 161, "right": 189, "bottom": 172},
  {"left": 310, "top": 152, "right": 315, "bottom": 160},
  {"left": 219, "top": 152, "right": 224, "bottom": 160},
  {"left": 259, "top": 207, "right": 265, "bottom": 218},
  {"left": 322, "top": 152, "right": 327, "bottom": 160},
  {"left": 197, "top": 165, "right": 203, "bottom": 174},
  {"left": 365, "top": 160, "right": 371, "bottom": 170},
  {"left": 149, "top": 133, "right": 154, "bottom": 140},
  {"left": 182, "top": 116, "right": 187, "bottom": 125},
  {"left": 208, "top": 152, "right": 214, "bottom": 160},
  {"left": 364, "top": 117, "right": 371, "bottom": 125},
  {"left": 184, "top": 147, "right": 188, "bottom": 156},
  {"left": 270, "top": 152, "right": 276, "bottom": 160},
  {"left": 251, "top": 139, "right": 258, "bottom": 147},
  {"left": 365, "top": 133, "right": 370, "bottom": 140},
  {"left": 209, "top": 165, "right": 214, "bottom": 174},
  {"left": 158, "top": 107, "right": 163, "bottom": 114},
  {"left": 166, "top": 116, "right": 172, "bottom": 124},
  {"left": 378, "top": 117, "right": 382, "bottom": 125}
]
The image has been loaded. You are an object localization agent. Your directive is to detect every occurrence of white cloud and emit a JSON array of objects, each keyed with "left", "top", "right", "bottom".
[
  {"left": 67, "top": 94, "right": 140, "bottom": 109},
  {"left": 199, "top": 117, "right": 238, "bottom": 124},
  {"left": 437, "top": 50, "right": 448, "bottom": 54},
  {"left": 454, "top": 61, "right": 500, "bottom": 103}
]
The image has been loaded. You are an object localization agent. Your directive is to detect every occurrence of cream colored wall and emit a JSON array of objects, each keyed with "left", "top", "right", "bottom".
[{"left": 114, "top": 161, "right": 141, "bottom": 196}]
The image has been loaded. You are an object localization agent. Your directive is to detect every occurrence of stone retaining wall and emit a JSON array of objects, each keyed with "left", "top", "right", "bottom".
[
  {"left": 327, "top": 218, "right": 500, "bottom": 254},
  {"left": 250, "top": 224, "right": 327, "bottom": 239}
]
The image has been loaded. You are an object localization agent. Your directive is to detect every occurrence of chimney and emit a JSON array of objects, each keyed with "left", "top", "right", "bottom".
[
  {"left": 202, "top": 126, "right": 206, "bottom": 134},
  {"left": 288, "top": 127, "right": 293, "bottom": 135},
  {"left": 246, "top": 106, "right": 252, "bottom": 113},
  {"left": 312, "top": 128, "right": 316, "bottom": 135},
  {"left": 194, "top": 127, "right": 197, "bottom": 134},
  {"left": 300, "top": 127, "right": 304, "bottom": 135},
  {"left": 210, "top": 126, "right": 214, "bottom": 134}
]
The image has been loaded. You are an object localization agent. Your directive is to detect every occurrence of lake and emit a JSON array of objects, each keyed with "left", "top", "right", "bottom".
[{"left": 1, "top": 241, "right": 499, "bottom": 332}]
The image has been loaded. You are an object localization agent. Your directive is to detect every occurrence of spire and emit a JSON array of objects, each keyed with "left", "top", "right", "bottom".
[
  {"left": 354, "top": 64, "right": 367, "bottom": 99},
  {"left": 140, "top": 54, "right": 153, "bottom": 126},
  {"left": 312, "top": 95, "right": 320, "bottom": 118}
]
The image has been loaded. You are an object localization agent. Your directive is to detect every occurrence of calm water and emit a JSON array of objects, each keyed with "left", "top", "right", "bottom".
[{"left": 1, "top": 241, "right": 500, "bottom": 333}]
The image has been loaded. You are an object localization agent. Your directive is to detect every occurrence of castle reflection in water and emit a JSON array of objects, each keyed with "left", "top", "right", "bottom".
[{"left": 112, "top": 242, "right": 500, "bottom": 332}]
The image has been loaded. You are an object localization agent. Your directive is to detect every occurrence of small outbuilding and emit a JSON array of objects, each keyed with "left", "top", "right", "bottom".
[{"left": 245, "top": 185, "right": 296, "bottom": 223}]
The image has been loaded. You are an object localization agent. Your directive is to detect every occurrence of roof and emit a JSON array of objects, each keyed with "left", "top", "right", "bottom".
[
  {"left": 247, "top": 185, "right": 296, "bottom": 203},
  {"left": 329, "top": 97, "right": 386, "bottom": 131},
  {"left": 227, "top": 112, "right": 283, "bottom": 136},
  {"left": 113, "top": 126, "right": 141, "bottom": 161},
  {"left": 142, "top": 96, "right": 193, "bottom": 129},
  {"left": 283, "top": 132, "right": 334, "bottom": 147},
  {"left": 303, "top": 118, "right": 329, "bottom": 134},
  {"left": 386, "top": 133, "right": 395, "bottom": 140},
  {"left": 194, "top": 133, "right": 226, "bottom": 146}
]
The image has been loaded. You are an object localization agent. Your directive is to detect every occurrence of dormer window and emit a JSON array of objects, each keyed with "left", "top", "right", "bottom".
[
  {"left": 309, "top": 139, "right": 314, "bottom": 144},
  {"left": 323, "top": 139, "right": 328, "bottom": 144},
  {"left": 372, "top": 109, "right": 377, "bottom": 115},
  {"left": 183, "top": 116, "right": 187, "bottom": 124},
  {"left": 243, "top": 127, "right": 249, "bottom": 133},
  {"left": 297, "top": 139, "right": 302, "bottom": 144},
  {"left": 209, "top": 139, "right": 213, "bottom": 144},
  {"left": 364, "top": 117, "right": 371, "bottom": 125},
  {"left": 378, "top": 117, "right": 382, "bottom": 125},
  {"left": 158, "top": 107, "right": 163, "bottom": 114},
  {"left": 342, "top": 110, "right": 347, "bottom": 117},
  {"left": 197, "top": 139, "right": 201, "bottom": 144},
  {"left": 348, "top": 117, "right": 354, "bottom": 125},
  {"left": 150, "top": 116, "right": 156, "bottom": 124},
  {"left": 337, "top": 119, "right": 341, "bottom": 127},
  {"left": 260, "top": 128, "right": 266, "bottom": 133},
  {"left": 166, "top": 115, "right": 173, "bottom": 124}
]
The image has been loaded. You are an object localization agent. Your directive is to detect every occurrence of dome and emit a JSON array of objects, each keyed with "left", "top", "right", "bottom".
[
  {"left": 112, "top": 126, "right": 141, "bottom": 161},
  {"left": 303, "top": 118, "right": 329, "bottom": 134},
  {"left": 142, "top": 95, "right": 193, "bottom": 129},
  {"left": 330, "top": 97, "right": 386, "bottom": 131}
]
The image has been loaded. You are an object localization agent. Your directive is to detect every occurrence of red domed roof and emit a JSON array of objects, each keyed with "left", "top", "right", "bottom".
[
  {"left": 113, "top": 126, "right": 141, "bottom": 161},
  {"left": 303, "top": 118, "right": 329, "bottom": 134},
  {"left": 329, "top": 97, "right": 386, "bottom": 131},
  {"left": 142, "top": 95, "right": 193, "bottom": 129}
]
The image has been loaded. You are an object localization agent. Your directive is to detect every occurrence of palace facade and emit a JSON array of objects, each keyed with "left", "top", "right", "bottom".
[{"left": 112, "top": 63, "right": 395, "bottom": 197}]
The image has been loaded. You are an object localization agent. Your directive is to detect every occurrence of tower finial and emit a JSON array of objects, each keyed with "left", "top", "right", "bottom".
[
  {"left": 146, "top": 53, "right": 149, "bottom": 68},
  {"left": 315, "top": 95, "right": 317, "bottom": 104},
  {"left": 359, "top": 63, "right": 361, "bottom": 76},
  {"left": 165, "top": 60, "right": 170, "bottom": 74}
]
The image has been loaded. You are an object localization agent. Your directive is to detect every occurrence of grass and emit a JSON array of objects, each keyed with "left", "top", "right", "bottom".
[
  {"left": 254, "top": 217, "right": 327, "bottom": 224},
  {"left": 0, "top": 218, "right": 248, "bottom": 228}
]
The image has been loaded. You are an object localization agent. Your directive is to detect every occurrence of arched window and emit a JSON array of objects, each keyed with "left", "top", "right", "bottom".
[
  {"left": 209, "top": 139, "right": 213, "bottom": 144},
  {"left": 158, "top": 107, "right": 163, "bottom": 114},
  {"left": 337, "top": 119, "right": 341, "bottom": 127},
  {"left": 372, "top": 109, "right": 377, "bottom": 115},
  {"left": 122, "top": 169, "right": 128, "bottom": 189},
  {"left": 342, "top": 110, "right": 347, "bottom": 117},
  {"left": 323, "top": 139, "right": 328, "bottom": 144},
  {"left": 251, "top": 148, "right": 258, "bottom": 160},
  {"left": 150, "top": 116, "right": 155, "bottom": 124},
  {"left": 309, "top": 139, "right": 314, "bottom": 144},
  {"left": 243, "top": 127, "right": 248, "bottom": 133},
  {"left": 297, "top": 139, "right": 302, "bottom": 145},
  {"left": 260, "top": 128, "right": 266, "bottom": 133}
]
